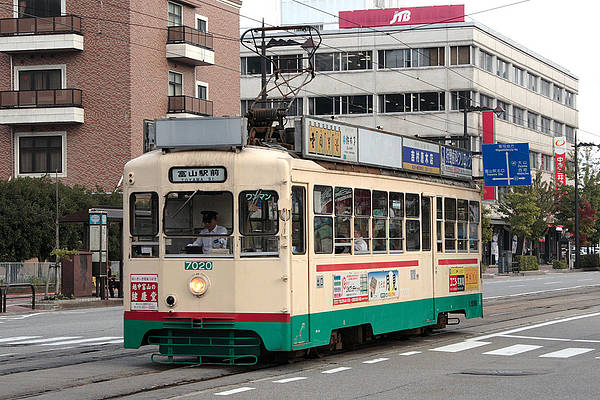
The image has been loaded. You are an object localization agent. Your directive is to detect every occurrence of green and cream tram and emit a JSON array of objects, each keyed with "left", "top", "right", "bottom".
[{"left": 123, "top": 116, "right": 483, "bottom": 365}]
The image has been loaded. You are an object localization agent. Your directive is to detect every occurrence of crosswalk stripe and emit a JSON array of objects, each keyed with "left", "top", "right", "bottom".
[
  {"left": 363, "top": 357, "right": 389, "bottom": 364},
  {"left": 322, "top": 367, "right": 351, "bottom": 374},
  {"left": 539, "top": 348, "right": 594, "bottom": 358},
  {"left": 483, "top": 344, "right": 542, "bottom": 356},
  {"left": 400, "top": 351, "right": 422, "bottom": 356},
  {"left": 41, "top": 337, "right": 122, "bottom": 346},
  {"left": 0, "top": 336, "right": 40, "bottom": 343},
  {"left": 8, "top": 336, "right": 82, "bottom": 345},
  {"left": 272, "top": 377, "right": 307, "bottom": 383},
  {"left": 430, "top": 341, "right": 491, "bottom": 353},
  {"left": 214, "top": 387, "right": 255, "bottom": 396}
]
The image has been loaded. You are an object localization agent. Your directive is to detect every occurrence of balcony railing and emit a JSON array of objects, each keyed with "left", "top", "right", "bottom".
[
  {"left": 167, "top": 26, "right": 213, "bottom": 50},
  {"left": 0, "top": 89, "right": 83, "bottom": 108},
  {"left": 168, "top": 96, "right": 213, "bottom": 116},
  {"left": 0, "top": 15, "right": 82, "bottom": 36}
]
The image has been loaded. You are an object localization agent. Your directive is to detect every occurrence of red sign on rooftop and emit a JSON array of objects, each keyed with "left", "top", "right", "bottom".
[{"left": 339, "top": 5, "right": 465, "bottom": 29}]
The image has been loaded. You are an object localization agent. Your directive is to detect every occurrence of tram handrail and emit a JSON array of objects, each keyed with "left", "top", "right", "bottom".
[{"left": 1, "top": 283, "right": 35, "bottom": 313}]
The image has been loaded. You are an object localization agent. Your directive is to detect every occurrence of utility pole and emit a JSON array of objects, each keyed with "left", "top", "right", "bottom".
[
  {"left": 55, "top": 169, "right": 60, "bottom": 295},
  {"left": 260, "top": 19, "right": 267, "bottom": 103}
]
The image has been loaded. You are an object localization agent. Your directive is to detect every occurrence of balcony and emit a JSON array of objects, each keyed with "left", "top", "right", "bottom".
[
  {"left": 166, "top": 26, "right": 214, "bottom": 66},
  {"left": 0, "top": 89, "right": 84, "bottom": 124},
  {"left": 167, "top": 96, "right": 213, "bottom": 118},
  {"left": 0, "top": 15, "right": 83, "bottom": 53}
]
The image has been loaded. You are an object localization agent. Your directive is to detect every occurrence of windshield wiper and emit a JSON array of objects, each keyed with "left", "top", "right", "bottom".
[{"left": 172, "top": 189, "right": 200, "bottom": 218}]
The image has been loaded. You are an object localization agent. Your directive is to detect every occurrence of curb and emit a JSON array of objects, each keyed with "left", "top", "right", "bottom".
[{"left": 35, "top": 298, "right": 123, "bottom": 311}]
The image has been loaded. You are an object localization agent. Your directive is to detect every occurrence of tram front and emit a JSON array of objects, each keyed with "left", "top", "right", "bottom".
[{"left": 123, "top": 145, "right": 292, "bottom": 365}]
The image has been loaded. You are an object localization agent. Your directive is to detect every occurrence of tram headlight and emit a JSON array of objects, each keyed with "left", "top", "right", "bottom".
[{"left": 189, "top": 275, "right": 209, "bottom": 296}]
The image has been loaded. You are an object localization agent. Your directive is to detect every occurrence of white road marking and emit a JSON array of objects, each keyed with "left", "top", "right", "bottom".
[
  {"left": 82, "top": 339, "right": 124, "bottom": 346},
  {"left": 0, "top": 313, "right": 42, "bottom": 320},
  {"left": 399, "top": 351, "right": 422, "bottom": 356},
  {"left": 214, "top": 387, "right": 255, "bottom": 396},
  {"left": 508, "top": 285, "right": 526, "bottom": 288},
  {"left": 483, "top": 344, "right": 542, "bottom": 356},
  {"left": 543, "top": 281, "right": 561, "bottom": 285},
  {"left": 272, "top": 377, "right": 307, "bottom": 383},
  {"left": 8, "top": 336, "right": 81, "bottom": 345},
  {"left": 430, "top": 341, "right": 491, "bottom": 353},
  {"left": 41, "top": 337, "right": 122, "bottom": 346},
  {"left": 0, "top": 353, "right": 15, "bottom": 357},
  {"left": 322, "top": 367, "right": 351, "bottom": 374},
  {"left": 469, "top": 312, "right": 600, "bottom": 341},
  {"left": 579, "top": 279, "right": 594, "bottom": 281},
  {"left": 362, "top": 357, "right": 389, "bottom": 364},
  {"left": 539, "top": 348, "right": 594, "bottom": 358},
  {"left": 484, "top": 284, "right": 600, "bottom": 300},
  {"left": 0, "top": 336, "right": 40, "bottom": 343},
  {"left": 499, "top": 334, "right": 600, "bottom": 343}
]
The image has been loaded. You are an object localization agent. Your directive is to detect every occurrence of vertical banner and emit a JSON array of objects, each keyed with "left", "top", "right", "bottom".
[
  {"left": 554, "top": 136, "right": 567, "bottom": 189},
  {"left": 482, "top": 111, "right": 495, "bottom": 200}
]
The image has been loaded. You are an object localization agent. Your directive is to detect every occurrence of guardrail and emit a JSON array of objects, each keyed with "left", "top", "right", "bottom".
[
  {"left": 167, "top": 25, "right": 213, "bottom": 50},
  {"left": 0, "top": 88, "right": 83, "bottom": 108},
  {"left": 168, "top": 95, "right": 213, "bottom": 116},
  {"left": 1, "top": 283, "right": 35, "bottom": 313},
  {"left": 0, "top": 15, "right": 82, "bottom": 36}
]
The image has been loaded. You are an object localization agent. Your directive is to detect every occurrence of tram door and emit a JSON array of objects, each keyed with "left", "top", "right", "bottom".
[
  {"left": 291, "top": 185, "right": 310, "bottom": 345},
  {"left": 422, "top": 195, "right": 436, "bottom": 321}
]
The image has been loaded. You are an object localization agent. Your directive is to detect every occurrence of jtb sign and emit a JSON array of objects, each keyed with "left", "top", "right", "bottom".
[
  {"left": 339, "top": 5, "right": 464, "bottom": 29},
  {"left": 482, "top": 143, "right": 531, "bottom": 187}
]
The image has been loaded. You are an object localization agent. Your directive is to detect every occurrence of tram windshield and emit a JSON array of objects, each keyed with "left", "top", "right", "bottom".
[{"left": 163, "top": 191, "right": 233, "bottom": 256}]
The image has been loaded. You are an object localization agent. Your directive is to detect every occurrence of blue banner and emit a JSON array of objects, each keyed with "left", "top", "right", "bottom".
[
  {"left": 402, "top": 138, "right": 440, "bottom": 175},
  {"left": 441, "top": 146, "right": 472, "bottom": 179}
]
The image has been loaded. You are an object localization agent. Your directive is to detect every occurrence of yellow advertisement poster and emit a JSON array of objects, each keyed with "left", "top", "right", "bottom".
[{"left": 465, "top": 266, "right": 479, "bottom": 291}]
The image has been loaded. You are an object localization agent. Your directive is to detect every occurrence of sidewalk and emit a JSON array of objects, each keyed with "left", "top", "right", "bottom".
[
  {"left": 482, "top": 263, "right": 579, "bottom": 279},
  {"left": 3, "top": 293, "right": 122, "bottom": 314}
]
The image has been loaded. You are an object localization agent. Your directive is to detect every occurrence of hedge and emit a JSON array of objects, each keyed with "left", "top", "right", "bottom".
[
  {"left": 580, "top": 254, "right": 599, "bottom": 269},
  {"left": 516, "top": 255, "right": 539, "bottom": 271},
  {"left": 552, "top": 260, "right": 567, "bottom": 270}
]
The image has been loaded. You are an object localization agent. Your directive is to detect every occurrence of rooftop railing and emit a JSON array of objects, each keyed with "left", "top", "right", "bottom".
[
  {"left": 0, "top": 15, "right": 82, "bottom": 36},
  {"left": 0, "top": 89, "right": 83, "bottom": 108},
  {"left": 168, "top": 96, "right": 213, "bottom": 116},
  {"left": 167, "top": 25, "right": 213, "bottom": 50}
]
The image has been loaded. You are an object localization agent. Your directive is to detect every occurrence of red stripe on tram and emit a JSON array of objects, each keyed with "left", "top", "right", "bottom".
[
  {"left": 124, "top": 311, "right": 290, "bottom": 323},
  {"left": 437, "top": 258, "right": 479, "bottom": 265},
  {"left": 316, "top": 260, "right": 419, "bottom": 272}
]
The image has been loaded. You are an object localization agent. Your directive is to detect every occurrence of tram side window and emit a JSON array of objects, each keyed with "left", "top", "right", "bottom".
[
  {"left": 354, "top": 189, "right": 371, "bottom": 254},
  {"left": 469, "top": 200, "right": 480, "bottom": 252},
  {"left": 372, "top": 190, "right": 387, "bottom": 253},
  {"left": 239, "top": 191, "right": 279, "bottom": 256},
  {"left": 422, "top": 197, "right": 431, "bottom": 251},
  {"left": 436, "top": 197, "right": 443, "bottom": 252},
  {"left": 389, "top": 192, "right": 404, "bottom": 252},
  {"left": 334, "top": 187, "right": 352, "bottom": 254},
  {"left": 406, "top": 193, "right": 420, "bottom": 251},
  {"left": 130, "top": 192, "right": 159, "bottom": 258},
  {"left": 457, "top": 199, "right": 469, "bottom": 252},
  {"left": 444, "top": 198, "right": 457, "bottom": 252},
  {"left": 163, "top": 191, "right": 233, "bottom": 256},
  {"left": 292, "top": 186, "right": 306, "bottom": 254},
  {"left": 314, "top": 185, "right": 333, "bottom": 254}
]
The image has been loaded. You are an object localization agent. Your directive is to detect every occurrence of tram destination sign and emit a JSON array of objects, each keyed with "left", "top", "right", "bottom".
[
  {"left": 169, "top": 167, "right": 226, "bottom": 183},
  {"left": 482, "top": 143, "right": 531, "bottom": 187}
]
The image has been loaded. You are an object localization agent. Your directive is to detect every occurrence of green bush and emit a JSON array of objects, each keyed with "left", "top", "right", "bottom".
[
  {"left": 580, "top": 254, "right": 599, "bottom": 269},
  {"left": 516, "top": 255, "right": 539, "bottom": 271},
  {"left": 552, "top": 260, "right": 567, "bottom": 270}
]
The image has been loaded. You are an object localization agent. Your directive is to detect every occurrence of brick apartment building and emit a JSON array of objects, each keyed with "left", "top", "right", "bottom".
[{"left": 0, "top": 0, "right": 242, "bottom": 189}]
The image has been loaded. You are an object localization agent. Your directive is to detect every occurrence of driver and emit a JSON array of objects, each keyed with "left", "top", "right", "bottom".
[{"left": 189, "top": 211, "right": 228, "bottom": 253}]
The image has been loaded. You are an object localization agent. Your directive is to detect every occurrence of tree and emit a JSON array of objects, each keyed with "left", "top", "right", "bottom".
[{"left": 497, "top": 171, "right": 555, "bottom": 258}]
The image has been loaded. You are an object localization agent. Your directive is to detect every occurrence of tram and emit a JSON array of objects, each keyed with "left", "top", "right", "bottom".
[{"left": 123, "top": 116, "right": 483, "bottom": 365}]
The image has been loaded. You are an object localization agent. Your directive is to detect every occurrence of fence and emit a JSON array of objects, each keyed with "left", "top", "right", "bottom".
[{"left": 0, "top": 262, "right": 56, "bottom": 285}]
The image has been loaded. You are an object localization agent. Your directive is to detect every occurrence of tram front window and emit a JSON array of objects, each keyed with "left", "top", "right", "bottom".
[{"left": 163, "top": 191, "right": 233, "bottom": 256}]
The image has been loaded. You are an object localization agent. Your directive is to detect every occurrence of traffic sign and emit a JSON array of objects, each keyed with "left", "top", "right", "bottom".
[{"left": 482, "top": 143, "right": 531, "bottom": 187}]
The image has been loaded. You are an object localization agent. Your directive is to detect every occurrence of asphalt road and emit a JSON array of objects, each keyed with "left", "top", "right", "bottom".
[{"left": 0, "top": 271, "right": 599, "bottom": 399}]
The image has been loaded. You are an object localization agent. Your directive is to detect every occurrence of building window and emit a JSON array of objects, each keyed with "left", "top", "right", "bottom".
[
  {"left": 528, "top": 73, "right": 538, "bottom": 92},
  {"left": 315, "top": 53, "right": 341, "bottom": 72},
  {"left": 168, "top": 2, "right": 182, "bottom": 26},
  {"left": 168, "top": 71, "right": 182, "bottom": 96},
  {"left": 553, "top": 85, "right": 563, "bottom": 102},
  {"left": 513, "top": 66, "right": 525, "bottom": 86},
  {"left": 553, "top": 121, "right": 563, "bottom": 137},
  {"left": 450, "top": 46, "right": 470, "bottom": 65},
  {"left": 378, "top": 47, "right": 444, "bottom": 69},
  {"left": 273, "top": 54, "right": 303, "bottom": 73},
  {"left": 342, "top": 51, "right": 372, "bottom": 71},
  {"left": 379, "top": 49, "right": 410, "bottom": 69},
  {"left": 479, "top": 94, "right": 494, "bottom": 109},
  {"left": 542, "top": 154, "right": 553, "bottom": 171},
  {"left": 496, "top": 100, "right": 509, "bottom": 121},
  {"left": 17, "top": 134, "right": 64, "bottom": 175},
  {"left": 195, "top": 15, "right": 208, "bottom": 32},
  {"left": 513, "top": 106, "right": 525, "bottom": 126},
  {"left": 541, "top": 116, "right": 551, "bottom": 135},
  {"left": 451, "top": 91, "right": 472, "bottom": 110},
  {"left": 197, "top": 83, "right": 207, "bottom": 100},
  {"left": 18, "top": 69, "right": 61, "bottom": 90},
  {"left": 241, "top": 97, "right": 303, "bottom": 116},
  {"left": 565, "top": 90, "right": 575, "bottom": 108},
  {"left": 310, "top": 95, "right": 373, "bottom": 115},
  {"left": 530, "top": 151, "right": 538, "bottom": 169},
  {"left": 18, "top": 0, "right": 62, "bottom": 18},
  {"left": 480, "top": 50, "right": 493, "bottom": 73},
  {"left": 565, "top": 126, "right": 575, "bottom": 143},
  {"left": 497, "top": 58, "right": 508, "bottom": 79},
  {"left": 241, "top": 56, "right": 272, "bottom": 76},
  {"left": 527, "top": 112, "right": 538, "bottom": 131},
  {"left": 379, "top": 92, "right": 444, "bottom": 113},
  {"left": 541, "top": 78, "right": 551, "bottom": 97}
]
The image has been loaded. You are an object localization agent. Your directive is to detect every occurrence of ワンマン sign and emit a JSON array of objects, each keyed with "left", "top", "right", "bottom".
[{"left": 339, "top": 5, "right": 464, "bottom": 29}]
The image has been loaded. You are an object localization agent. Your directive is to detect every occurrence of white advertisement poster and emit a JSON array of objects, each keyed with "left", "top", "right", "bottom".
[
  {"left": 368, "top": 270, "right": 399, "bottom": 301},
  {"left": 333, "top": 273, "right": 368, "bottom": 305}
]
